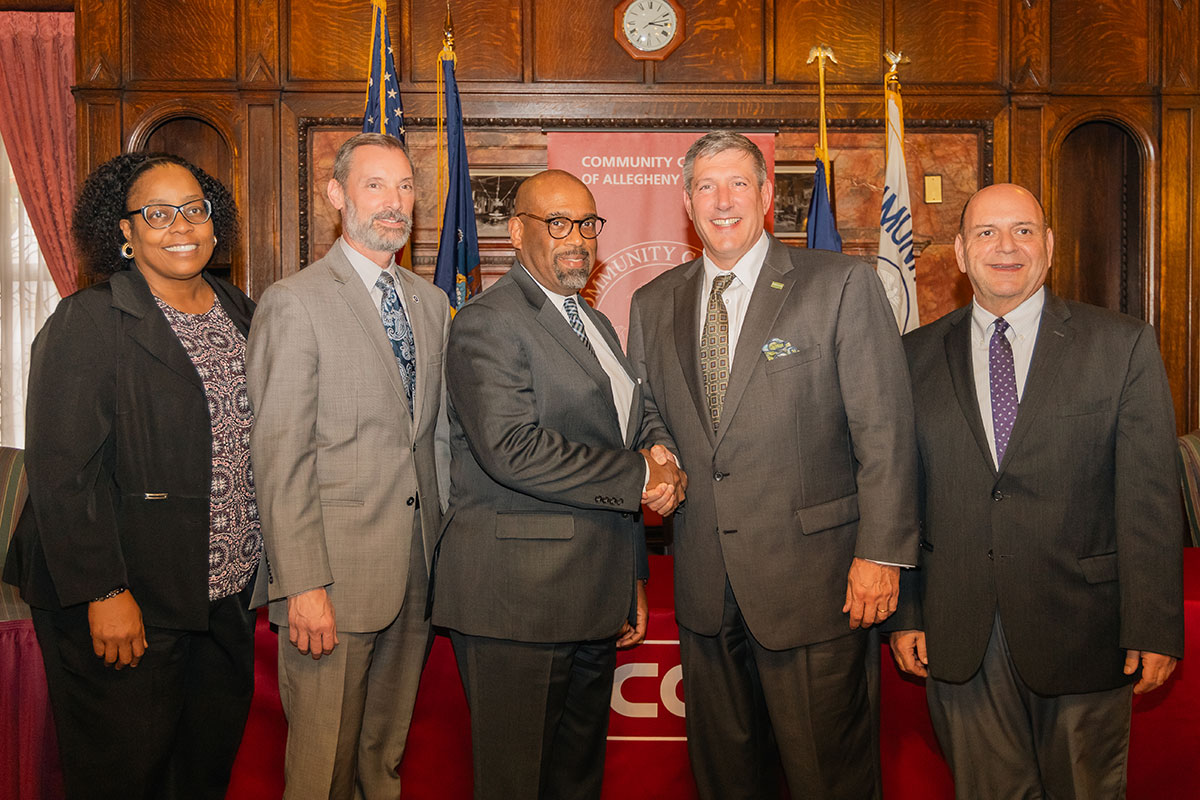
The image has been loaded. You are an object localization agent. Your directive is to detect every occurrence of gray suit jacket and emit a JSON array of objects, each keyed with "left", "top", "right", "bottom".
[
  {"left": 431, "top": 263, "right": 664, "bottom": 644},
  {"left": 247, "top": 241, "right": 451, "bottom": 632},
  {"left": 894, "top": 292, "right": 1184, "bottom": 695},
  {"left": 628, "top": 235, "right": 920, "bottom": 650}
]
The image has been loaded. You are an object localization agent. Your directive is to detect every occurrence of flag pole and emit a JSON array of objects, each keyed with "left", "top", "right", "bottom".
[
  {"left": 806, "top": 44, "right": 837, "bottom": 192},
  {"left": 436, "top": 4, "right": 456, "bottom": 241}
]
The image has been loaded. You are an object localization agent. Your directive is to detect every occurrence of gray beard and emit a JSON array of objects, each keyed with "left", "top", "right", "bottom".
[{"left": 344, "top": 203, "right": 412, "bottom": 253}]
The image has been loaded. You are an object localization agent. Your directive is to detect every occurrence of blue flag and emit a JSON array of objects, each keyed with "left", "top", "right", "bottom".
[
  {"left": 434, "top": 57, "right": 481, "bottom": 310},
  {"left": 362, "top": 0, "right": 404, "bottom": 141},
  {"left": 806, "top": 158, "right": 842, "bottom": 252}
]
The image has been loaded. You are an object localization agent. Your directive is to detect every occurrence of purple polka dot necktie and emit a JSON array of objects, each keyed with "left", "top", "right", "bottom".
[{"left": 989, "top": 317, "right": 1018, "bottom": 465}]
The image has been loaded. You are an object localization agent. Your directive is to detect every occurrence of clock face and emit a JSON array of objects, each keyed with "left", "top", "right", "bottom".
[{"left": 623, "top": 0, "right": 679, "bottom": 53}]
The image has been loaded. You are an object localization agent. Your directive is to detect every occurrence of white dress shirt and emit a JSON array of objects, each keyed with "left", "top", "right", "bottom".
[
  {"left": 339, "top": 237, "right": 414, "bottom": 323},
  {"left": 520, "top": 264, "right": 637, "bottom": 443},
  {"left": 970, "top": 287, "right": 1045, "bottom": 469},
  {"left": 697, "top": 232, "right": 771, "bottom": 365}
]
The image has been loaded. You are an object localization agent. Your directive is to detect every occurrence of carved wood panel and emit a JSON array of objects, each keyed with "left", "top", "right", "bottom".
[
  {"left": 286, "top": 0, "right": 376, "bottom": 82},
  {"left": 1161, "top": 103, "right": 1197, "bottom": 431},
  {"left": 240, "top": 0, "right": 280, "bottom": 86},
  {"left": 410, "top": 0, "right": 523, "bottom": 83},
  {"left": 1163, "top": 0, "right": 1200, "bottom": 91},
  {"left": 1010, "top": 0, "right": 1048, "bottom": 90},
  {"left": 532, "top": 0, "right": 643, "bottom": 82},
  {"left": 76, "top": 0, "right": 121, "bottom": 88},
  {"left": 895, "top": 0, "right": 1002, "bottom": 85},
  {"left": 1050, "top": 0, "right": 1151, "bottom": 88},
  {"left": 774, "top": 0, "right": 882, "bottom": 85},
  {"left": 654, "top": 0, "right": 764, "bottom": 84},
  {"left": 129, "top": 0, "right": 236, "bottom": 81}
]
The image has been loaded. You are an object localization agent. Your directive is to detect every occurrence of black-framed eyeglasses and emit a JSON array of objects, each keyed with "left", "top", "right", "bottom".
[
  {"left": 517, "top": 213, "right": 606, "bottom": 240},
  {"left": 124, "top": 199, "right": 212, "bottom": 230}
]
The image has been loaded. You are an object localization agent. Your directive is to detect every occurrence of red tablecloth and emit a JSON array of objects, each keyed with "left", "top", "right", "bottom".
[{"left": 224, "top": 550, "right": 1200, "bottom": 799}]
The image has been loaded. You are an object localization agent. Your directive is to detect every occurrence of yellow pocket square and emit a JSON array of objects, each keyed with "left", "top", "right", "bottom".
[{"left": 762, "top": 338, "right": 799, "bottom": 361}]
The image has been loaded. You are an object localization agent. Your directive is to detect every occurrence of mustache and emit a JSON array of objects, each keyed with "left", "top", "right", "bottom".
[
  {"left": 371, "top": 208, "right": 412, "bottom": 225},
  {"left": 555, "top": 247, "right": 591, "bottom": 262}
]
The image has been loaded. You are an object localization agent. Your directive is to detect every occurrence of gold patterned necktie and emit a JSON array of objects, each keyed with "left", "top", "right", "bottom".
[{"left": 701, "top": 273, "right": 736, "bottom": 431}]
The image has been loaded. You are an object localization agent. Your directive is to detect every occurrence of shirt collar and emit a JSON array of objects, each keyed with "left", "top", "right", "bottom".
[
  {"left": 518, "top": 260, "right": 583, "bottom": 312},
  {"left": 971, "top": 286, "right": 1046, "bottom": 341},
  {"left": 702, "top": 231, "right": 769, "bottom": 292},
  {"left": 338, "top": 237, "right": 397, "bottom": 291}
]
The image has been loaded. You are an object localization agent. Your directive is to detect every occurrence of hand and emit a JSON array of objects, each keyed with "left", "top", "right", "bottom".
[
  {"left": 842, "top": 558, "right": 899, "bottom": 629},
  {"left": 88, "top": 591, "right": 148, "bottom": 670},
  {"left": 287, "top": 587, "right": 339, "bottom": 660},
  {"left": 617, "top": 580, "right": 648, "bottom": 649},
  {"left": 1124, "top": 650, "right": 1177, "bottom": 695},
  {"left": 640, "top": 446, "right": 686, "bottom": 514},
  {"left": 889, "top": 630, "right": 928, "bottom": 678}
]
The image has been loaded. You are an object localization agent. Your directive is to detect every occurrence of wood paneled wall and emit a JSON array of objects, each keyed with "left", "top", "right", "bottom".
[{"left": 68, "top": 0, "right": 1200, "bottom": 431}]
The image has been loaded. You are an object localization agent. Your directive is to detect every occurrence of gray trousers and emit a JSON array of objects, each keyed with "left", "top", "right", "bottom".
[
  {"left": 678, "top": 579, "right": 876, "bottom": 800},
  {"left": 926, "top": 614, "right": 1133, "bottom": 800},
  {"left": 277, "top": 527, "right": 431, "bottom": 800}
]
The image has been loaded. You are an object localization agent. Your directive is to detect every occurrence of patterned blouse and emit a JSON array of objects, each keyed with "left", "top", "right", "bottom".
[{"left": 156, "top": 295, "right": 262, "bottom": 600}]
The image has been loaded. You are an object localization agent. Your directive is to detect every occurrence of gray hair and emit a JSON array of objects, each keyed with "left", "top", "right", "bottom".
[
  {"left": 682, "top": 131, "right": 768, "bottom": 196},
  {"left": 332, "top": 132, "right": 409, "bottom": 186}
]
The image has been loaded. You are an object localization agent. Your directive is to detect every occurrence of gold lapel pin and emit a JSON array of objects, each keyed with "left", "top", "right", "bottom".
[{"left": 770, "top": 281, "right": 784, "bottom": 290}]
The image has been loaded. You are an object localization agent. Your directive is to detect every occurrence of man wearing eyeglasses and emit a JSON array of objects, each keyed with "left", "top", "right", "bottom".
[{"left": 431, "top": 169, "right": 686, "bottom": 799}]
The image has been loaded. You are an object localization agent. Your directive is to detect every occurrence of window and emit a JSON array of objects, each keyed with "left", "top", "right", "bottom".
[{"left": 0, "top": 132, "right": 61, "bottom": 447}]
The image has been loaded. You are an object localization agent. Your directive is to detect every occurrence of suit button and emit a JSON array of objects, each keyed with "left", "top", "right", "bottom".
[
  {"left": 595, "top": 496, "right": 603, "bottom": 503},
  {"left": 622, "top": 512, "right": 631, "bottom": 519},
  {"left": 617, "top": 498, "right": 624, "bottom": 505},
  {"left": 992, "top": 489, "right": 1004, "bottom": 501},
  {"left": 987, "top": 548, "right": 994, "bottom": 560},
  {"left": 406, "top": 496, "right": 415, "bottom": 506},
  {"left": 714, "top": 471, "right": 725, "bottom": 481}
]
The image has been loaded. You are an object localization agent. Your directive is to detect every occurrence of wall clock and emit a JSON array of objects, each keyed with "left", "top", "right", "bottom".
[{"left": 614, "top": 0, "right": 685, "bottom": 61}]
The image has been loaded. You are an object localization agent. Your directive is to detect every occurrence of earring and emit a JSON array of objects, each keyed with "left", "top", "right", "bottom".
[
  {"left": 213, "top": 236, "right": 218, "bottom": 246},
  {"left": 120, "top": 242, "right": 134, "bottom": 259}
]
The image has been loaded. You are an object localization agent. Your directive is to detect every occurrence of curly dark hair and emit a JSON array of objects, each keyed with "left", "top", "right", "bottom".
[{"left": 72, "top": 151, "right": 239, "bottom": 277}]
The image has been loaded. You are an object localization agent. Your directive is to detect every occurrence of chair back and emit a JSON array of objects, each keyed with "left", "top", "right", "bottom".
[{"left": 0, "top": 447, "right": 30, "bottom": 620}]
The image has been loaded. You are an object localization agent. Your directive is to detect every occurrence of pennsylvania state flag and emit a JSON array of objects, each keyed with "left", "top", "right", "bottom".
[
  {"left": 362, "top": 0, "right": 404, "bottom": 141},
  {"left": 434, "top": 57, "right": 481, "bottom": 310}
]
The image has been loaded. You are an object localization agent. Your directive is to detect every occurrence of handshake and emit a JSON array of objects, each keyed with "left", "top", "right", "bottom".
[{"left": 640, "top": 443, "right": 687, "bottom": 515}]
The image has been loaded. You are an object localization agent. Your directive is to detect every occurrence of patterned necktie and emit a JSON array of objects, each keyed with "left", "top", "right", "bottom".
[
  {"left": 701, "top": 273, "right": 736, "bottom": 432},
  {"left": 563, "top": 296, "right": 594, "bottom": 354},
  {"left": 989, "top": 317, "right": 1018, "bottom": 465},
  {"left": 376, "top": 271, "right": 415, "bottom": 417}
]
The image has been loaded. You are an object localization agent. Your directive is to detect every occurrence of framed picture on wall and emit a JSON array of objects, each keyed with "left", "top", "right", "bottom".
[
  {"left": 773, "top": 162, "right": 818, "bottom": 240},
  {"left": 469, "top": 166, "right": 540, "bottom": 241}
]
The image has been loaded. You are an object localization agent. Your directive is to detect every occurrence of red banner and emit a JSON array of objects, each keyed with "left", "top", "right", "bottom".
[{"left": 548, "top": 132, "right": 775, "bottom": 347}]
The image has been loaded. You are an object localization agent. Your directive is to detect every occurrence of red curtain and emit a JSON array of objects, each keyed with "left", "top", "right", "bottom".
[{"left": 0, "top": 12, "right": 78, "bottom": 297}]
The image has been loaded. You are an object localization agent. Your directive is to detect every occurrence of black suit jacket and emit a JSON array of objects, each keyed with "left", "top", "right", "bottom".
[
  {"left": 895, "top": 292, "right": 1184, "bottom": 694},
  {"left": 4, "top": 268, "right": 255, "bottom": 631},
  {"left": 432, "top": 263, "right": 665, "bottom": 644}
]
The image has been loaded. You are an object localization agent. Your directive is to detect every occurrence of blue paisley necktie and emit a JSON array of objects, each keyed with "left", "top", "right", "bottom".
[{"left": 376, "top": 271, "right": 415, "bottom": 417}]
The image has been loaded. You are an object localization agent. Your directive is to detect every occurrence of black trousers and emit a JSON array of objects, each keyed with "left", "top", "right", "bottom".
[
  {"left": 450, "top": 630, "right": 617, "bottom": 800},
  {"left": 32, "top": 593, "right": 256, "bottom": 800}
]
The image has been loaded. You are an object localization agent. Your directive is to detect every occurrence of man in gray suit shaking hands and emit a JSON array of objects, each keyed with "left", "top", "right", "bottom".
[
  {"left": 889, "top": 183, "right": 1183, "bottom": 798},
  {"left": 247, "top": 133, "right": 451, "bottom": 799},
  {"left": 432, "top": 169, "right": 685, "bottom": 800},
  {"left": 627, "top": 131, "right": 920, "bottom": 799}
]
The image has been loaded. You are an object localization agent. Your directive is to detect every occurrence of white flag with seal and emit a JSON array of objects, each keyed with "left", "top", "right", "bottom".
[{"left": 876, "top": 75, "right": 920, "bottom": 333}]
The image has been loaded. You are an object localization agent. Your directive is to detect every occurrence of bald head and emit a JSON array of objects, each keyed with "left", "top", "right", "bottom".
[
  {"left": 509, "top": 169, "right": 599, "bottom": 296},
  {"left": 959, "top": 183, "right": 1046, "bottom": 237},
  {"left": 954, "top": 182, "right": 1054, "bottom": 317}
]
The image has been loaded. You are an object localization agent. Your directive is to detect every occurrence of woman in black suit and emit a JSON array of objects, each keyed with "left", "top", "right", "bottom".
[{"left": 4, "top": 152, "right": 260, "bottom": 799}]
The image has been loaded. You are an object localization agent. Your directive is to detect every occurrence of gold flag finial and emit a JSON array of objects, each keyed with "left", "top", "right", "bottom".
[
  {"left": 807, "top": 44, "right": 838, "bottom": 66},
  {"left": 884, "top": 50, "right": 909, "bottom": 80},
  {"left": 443, "top": 3, "right": 455, "bottom": 50}
]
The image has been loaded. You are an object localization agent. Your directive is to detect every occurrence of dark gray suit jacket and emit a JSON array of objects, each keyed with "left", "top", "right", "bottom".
[
  {"left": 431, "top": 263, "right": 665, "bottom": 644},
  {"left": 628, "top": 235, "right": 920, "bottom": 650},
  {"left": 894, "top": 292, "right": 1184, "bottom": 695}
]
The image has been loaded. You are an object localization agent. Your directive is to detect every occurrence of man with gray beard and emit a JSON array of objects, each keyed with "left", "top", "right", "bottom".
[
  {"left": 247, "top": 133, "right": 452, "bottom": 799},
  {"left": 431, "top": 169, "right": 685, "bottom": 799}
]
